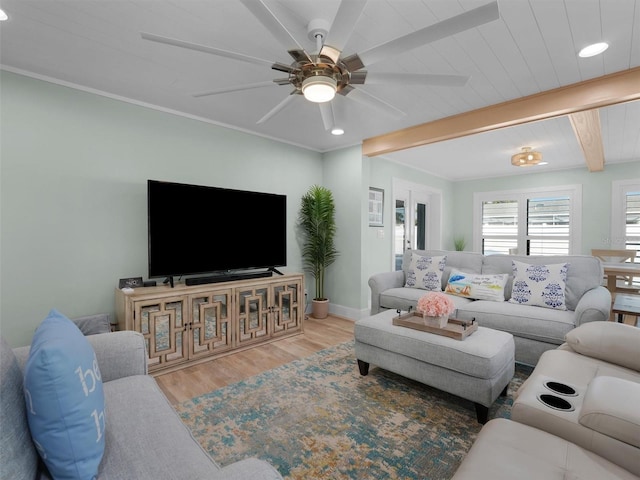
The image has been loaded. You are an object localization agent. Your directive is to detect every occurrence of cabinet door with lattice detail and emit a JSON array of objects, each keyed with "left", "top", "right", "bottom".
[
  {"left": 271, "top": 280, "right": 303, "bottom": 336},
  {"left": 133, "top": 297, "right": 187, "bottom": 371},
  {"left": 189, "top": 289, "right": 234, "bottom": 358},
  {"left": 235, "top": 285, "right": 269, "bottom": 346}
]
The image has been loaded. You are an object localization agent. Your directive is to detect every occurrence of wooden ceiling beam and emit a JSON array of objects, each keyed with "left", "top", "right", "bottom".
[
  {"left": 568, "top": 109, "right": 604, "bottom": 172},
  {"left": 362, "top": 66, "right": 640, "bottom": 157}
]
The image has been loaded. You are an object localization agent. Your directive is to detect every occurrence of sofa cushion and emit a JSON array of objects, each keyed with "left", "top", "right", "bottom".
[
  {"left": 445, "top": 269, "right": 508, "bottom": 302},
  {"left": 99, "top": 375, "right": 221, "bottom": 478},
  {"left": 451, "top": 419, "right": 639, "bottom": 480},
  {"left": 579, "top": 376, "right": 640, "bottom": 449},
  {"left": 564, "top": 321, "right": 640, "bottom": 371},
  {"left": 457, "top": 301, "right": 575, "bottom": 345},
  {"left": 0, "top": 337, "right": 39, "bottom": 480},
  {"left": 24, "top": 310, "right": 105, "bottom": 480},
  {"left": 404, "top": 253, "right": 446, "bottom": 290},
  {"left": 509, "top": 261, "right": 568, "bottom": 310},
  {"left": 380, "top": 287, "right": 474, "bottom": 312}
]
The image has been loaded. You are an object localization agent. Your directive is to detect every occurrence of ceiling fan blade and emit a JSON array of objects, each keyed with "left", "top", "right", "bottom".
[
  {"left": 320, "top": 0, "right": 368, "bottom": 63},
  {"left": 239, "top": 0, "right": 313, "bottom": 63},
  {"left": 342, "top": 87, "right": 405, "bottom": 118},
  {"left": 358, "top": 1, "right": 499, "bottom": 66},
  {"left": 141, "top": 32, "right": 273, "bottom": 68},
  {"left": 365, "top": 72, "right": 470, "bottom": 87},
  {"left": 193, "top": 81, "right": 277, "bottom": 98},
  {"left": 257, "top": 94, "right": 297, "bottom": 124},
  {"left": 319, "top": 102, "right": 335, "bottom": 131}
]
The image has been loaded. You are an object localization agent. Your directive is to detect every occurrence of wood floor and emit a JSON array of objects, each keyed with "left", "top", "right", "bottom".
[{"left": 156, "top": 315, "right": 356, "bottom": 405}]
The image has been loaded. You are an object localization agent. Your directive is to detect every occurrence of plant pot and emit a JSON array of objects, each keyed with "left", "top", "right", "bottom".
[
  {"left": 312, "top": 299, "right": 330, "bottom": 319},
  {"left": 423, "top": 314, "right": 448, "bottom": 328}
]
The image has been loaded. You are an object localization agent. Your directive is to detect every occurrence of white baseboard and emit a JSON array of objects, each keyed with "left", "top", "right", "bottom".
[{"left": 328, "top": 303, "right": 370, "bottom": 321}]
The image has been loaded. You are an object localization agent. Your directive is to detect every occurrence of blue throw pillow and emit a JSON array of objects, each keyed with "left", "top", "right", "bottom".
[{"left": 24, "top": 310, "right": 105, "bottom": 480}]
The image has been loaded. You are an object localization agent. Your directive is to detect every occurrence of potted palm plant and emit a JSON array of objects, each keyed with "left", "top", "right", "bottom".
[{"left": 299, "top": 185, "right": 338, "bottom": 319}]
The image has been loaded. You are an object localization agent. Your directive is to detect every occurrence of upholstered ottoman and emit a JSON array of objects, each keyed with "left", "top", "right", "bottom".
[{"left": 354, "top": 309, "right": 515, "bottom": 423}]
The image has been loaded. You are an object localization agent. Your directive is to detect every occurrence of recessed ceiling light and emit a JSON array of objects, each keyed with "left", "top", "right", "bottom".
[
  {"left": 331, "top": 128, "right": 344, "bottom": 136},
  {"left": 578, "top": 42, "right": 609, "bottom": 58},
  {"left": 0, "top": 8, "right": 8, "bottom": 21}
]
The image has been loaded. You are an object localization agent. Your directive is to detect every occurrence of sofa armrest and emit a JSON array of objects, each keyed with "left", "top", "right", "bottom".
[
  {"left": 72, "top": 313, "right": 112, "bottom": 335},
  {"left": 579, "top": 376, "right": 640, "bottom": 449},
  {"left": 369, "top": 270, "right": 405, "bottom": 314},
  {"left": 573, "top": 286, "right": 611, "bottom": 326},
  {"left": 13, "top": 330, "right": 147, "bottom": 381},
  {"left": 216, "top": 458, "right": 283, "bottom": 480},
  {"left": 87, "top": 331, "right": 147, "bottom": 382}
]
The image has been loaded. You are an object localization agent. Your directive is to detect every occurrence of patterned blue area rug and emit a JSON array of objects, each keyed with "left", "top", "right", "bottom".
[{"left": 176, "top": 341, "right": 530, "bottom": 479}]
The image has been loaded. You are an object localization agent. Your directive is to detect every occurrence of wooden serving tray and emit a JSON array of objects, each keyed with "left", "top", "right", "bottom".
[{"left": 392, "top": 311, "right": 477, "bottom": 340}]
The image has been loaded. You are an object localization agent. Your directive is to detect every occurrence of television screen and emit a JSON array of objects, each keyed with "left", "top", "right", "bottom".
[{"left": 148, "top": 180, "right": 287, "bottom": 278}]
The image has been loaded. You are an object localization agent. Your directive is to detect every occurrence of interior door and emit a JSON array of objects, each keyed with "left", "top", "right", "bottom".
[{"left": 393, "top": 187, "right": 430, "bottom": 271}]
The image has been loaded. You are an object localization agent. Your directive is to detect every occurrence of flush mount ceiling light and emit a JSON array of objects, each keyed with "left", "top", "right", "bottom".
[
  {"left": 578, "top": 42, "right": 609, "bottom": 58},
  {"left": 0, "top": 8, "right": 8, "bottom": 21},
  {"left": 301, "top": 75, "right": 337, "bottom": 103},
  {"left": 511, "top": 147, "right": 543, "bottom": 167},
  {"left": 331, "top": 127, "right": 344, "bottom": 136}
]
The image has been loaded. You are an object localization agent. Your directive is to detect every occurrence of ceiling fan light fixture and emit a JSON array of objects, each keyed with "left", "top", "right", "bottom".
[
  {"left": 578, "top": 42, "right": 609, "bottom": 58},
  {"left": 511, "top": 147, "right": 543, "bottom": 167},
  {"left": 301, "top": 75, "right": 337, "bottom": 103}
]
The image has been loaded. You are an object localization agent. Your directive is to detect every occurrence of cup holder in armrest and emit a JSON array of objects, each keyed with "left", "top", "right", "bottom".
[
  {"left": 537, "top": 393, "right": 575, "bottom": 412},
  {"left": 544, "top": 381, "right": 577, "bottom": 397}
]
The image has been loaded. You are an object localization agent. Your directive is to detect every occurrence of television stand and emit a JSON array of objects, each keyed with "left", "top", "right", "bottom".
[
  {"left": 115, "top": 273, "right": 304, "bottom": 374},
  {"left": 269, "top": 267, "right": 284, "bottom": 276},
  {"left": 185, "top": 270, "right": 272, "bottom": 286}
]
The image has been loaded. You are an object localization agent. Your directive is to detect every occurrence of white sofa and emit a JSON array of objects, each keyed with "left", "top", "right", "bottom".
[
  {"left": 453, "top": 321, "right": 640, "bottom": 479},
  {"left": 369, "top": 249, "right": 611, "bottom": 365},
  {"left": 511, "top": 321, "right": 640, "bottom": 476}
]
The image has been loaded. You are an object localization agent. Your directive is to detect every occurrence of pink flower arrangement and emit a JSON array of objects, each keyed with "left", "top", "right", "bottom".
[{"left": 417, "top": 292, "right": 456, "bottom": 317}]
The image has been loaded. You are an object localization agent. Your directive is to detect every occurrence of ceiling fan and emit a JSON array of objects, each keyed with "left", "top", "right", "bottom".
[{"left": 141, "top": 0, "right": 499, "bottom": 132}]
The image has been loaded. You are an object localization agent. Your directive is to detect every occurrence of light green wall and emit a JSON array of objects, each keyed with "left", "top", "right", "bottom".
[
  {"left": 322, "top": 145, "right": 364, "bottom": 312},
  {"left": 3, "top": 70, "right": 638, "bottom": 346},
  {"left": 452, "top": 163, "right": 640, "bottom": 254},
  {"left": 0, "top": 71, "right": 323, "bottom": 346},
  {"left": 361, "top": 156, "right": 456, "bottom": 298}
]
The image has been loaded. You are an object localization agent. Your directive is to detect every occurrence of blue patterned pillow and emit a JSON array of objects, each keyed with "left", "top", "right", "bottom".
[
  {"left": 24, "top": 310, "right": 105, "bottom": 480},
  {"left": 404, "top": 254, "right": 446, "bottom": 291},
  {"left": 508, "top": 261, "right": 569, "bottom": 310}
]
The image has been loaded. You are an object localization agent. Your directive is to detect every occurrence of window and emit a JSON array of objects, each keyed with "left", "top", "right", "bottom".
[
  {"left": 474, "top": 185, "right": 581, "bottom": 256},
  {"left": 611, "top": 179, "right": 640, "bottom": 257}
]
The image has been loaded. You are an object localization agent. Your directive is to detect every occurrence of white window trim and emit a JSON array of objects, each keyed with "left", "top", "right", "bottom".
[
  {"left": 611, "top": 179, "right": 640, "bottom": 249},
  {"left": 473, "top": 184, "right": 582, "bottom": 254}
]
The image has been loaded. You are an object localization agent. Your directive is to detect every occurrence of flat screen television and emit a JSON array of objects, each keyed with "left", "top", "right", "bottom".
[{"left": 147, "top": 180, "right": 286, "bottom": 280}]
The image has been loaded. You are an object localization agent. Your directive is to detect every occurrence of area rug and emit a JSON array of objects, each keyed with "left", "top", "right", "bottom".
[{"left": 176, "top": 341, "right": 531, "bottom": 479}]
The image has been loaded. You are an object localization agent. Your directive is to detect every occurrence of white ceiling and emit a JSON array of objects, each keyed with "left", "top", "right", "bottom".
[{"left": 1, "top": 0, "right": 639, "bottom": 180}]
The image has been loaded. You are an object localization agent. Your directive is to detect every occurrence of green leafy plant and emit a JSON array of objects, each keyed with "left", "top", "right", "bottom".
[
  {"left": 299, "top": 185, "right": 338, "bottom": 300},
  {"left": 454, "top": 236, "right": 467, "bottom": 251}
]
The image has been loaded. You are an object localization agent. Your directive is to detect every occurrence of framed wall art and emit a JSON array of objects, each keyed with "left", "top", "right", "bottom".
[{"left": 368, "top": 187, "right": 384, "bottom": 227}]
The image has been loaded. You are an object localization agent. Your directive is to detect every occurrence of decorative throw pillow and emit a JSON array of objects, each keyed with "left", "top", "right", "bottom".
[
  {"left": 24, "top": 310, "right": 105, "bottom": 480},
  {"left": 508, "top": 261, "right": 569, "bottom": 310},
  {"left": 405, "top": 254, "right": 446, "bottom": 291},
  {"left": 445, "top": 269, "right": 508, "bottom": 302}
]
